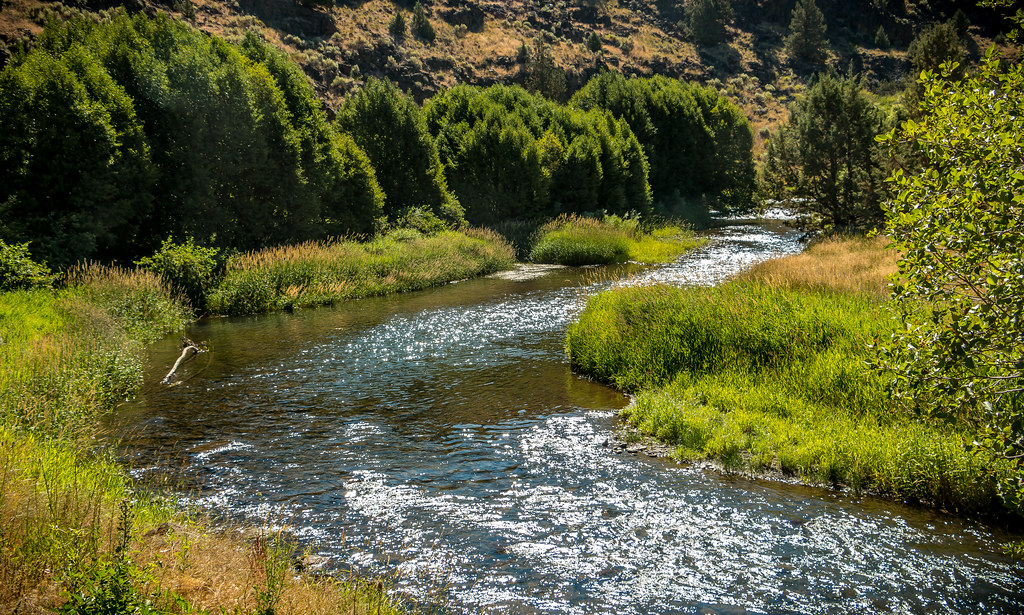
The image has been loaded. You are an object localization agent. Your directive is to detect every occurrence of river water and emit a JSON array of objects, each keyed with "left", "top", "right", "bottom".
[{"left": 112, "top": 221, "right": 1023, "bottom": 614}]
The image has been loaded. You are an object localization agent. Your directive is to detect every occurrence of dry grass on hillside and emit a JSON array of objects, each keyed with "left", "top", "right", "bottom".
[{"left": 736, "top": 234, "right": 897, "bottom": 298}]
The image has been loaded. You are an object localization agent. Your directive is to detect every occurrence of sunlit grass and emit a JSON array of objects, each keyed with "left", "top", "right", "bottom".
[
  {"left": 1, "top": 263, "right": 416, "bottom": 613},
  {"left": 736, "top": 234, "right": 897, "bottom": 297},
  {"left": 565, "top": 236, "right": 1022, "bottom": 518},
  {"left": 529, "top": 215, "right": 703, "bottom": 266},
  {"left": 208, "top": 228, "right": 516, "bottom": 315}
]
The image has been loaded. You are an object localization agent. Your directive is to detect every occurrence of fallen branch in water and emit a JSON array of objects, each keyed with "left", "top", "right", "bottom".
[{"left": 161, "top": 337, "right": 208, "bottom": 385}]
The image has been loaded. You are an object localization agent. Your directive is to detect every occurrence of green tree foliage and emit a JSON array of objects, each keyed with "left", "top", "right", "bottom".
[
  {"left": 389, "top": 11, "right": 407, "bottom": 39},
  {"left": 522, "top": 41, "right": 566, "bottom": 102},
  {"left": 785, "top": 0, "right": 829, "bottom": 65},
  {"left": 0, "top": 240, "right": 56, "bottom": 291},
  {"left": 877, "top": 53, "right": 1024, "bottom": 509},
  {"left": 586, "top": 31, "right": 602, "bottom": 52},
  {"left": 685, "top": 0, "right": 733, "bottom": 46},
  {"left": 874, "top": 25, "right": 890, "bottom": 49},
  {"left": 0, "top": 42, "right": 153, "bottom": 268},
  {"left": 759, "top": 72, "right": 886, "bottom": 230},
  {"left": 571, "top": 72, "right": 755, "bottom": 216},
  {"left": 908, "top": 21, "right": 964, "bottom": 75},
  {"left": 904, "top": 21, "right": 965, "bottom": 115},
  {"left": 411, "top": 2, "right": 435, "bottom": 43},
  {"left": 135, "top": 237, "right": 221, "bottom": 310},
  {"left": 338, "top": 78, "right": 463, "bottom": 227},
  {"left": 424, "top": 84, "right": 651, "bottom": 225},
  {"left": 0, "top": 12, "right": 383, "bottom": 267}
]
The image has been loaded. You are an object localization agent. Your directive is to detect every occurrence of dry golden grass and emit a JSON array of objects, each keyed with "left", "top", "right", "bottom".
[
  {"left": 0, "top": 429, "right": 404, "bottom": 615},
  {"left": 736, "top": 234, "right": 898, "bottom": 298}
]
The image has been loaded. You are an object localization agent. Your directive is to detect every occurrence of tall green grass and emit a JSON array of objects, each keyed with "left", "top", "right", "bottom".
[
  {"left": 528, "top": 215, "right": 703, "bottom": 266},
  {"left": 566, "top": 277, "right": 1022, "bottom": 518},
  {"left": 1, "top": 263, "right": 415, "bottom": 613},
  {"left": 208, "top": 228, "right": 516, "bottom": 315}
]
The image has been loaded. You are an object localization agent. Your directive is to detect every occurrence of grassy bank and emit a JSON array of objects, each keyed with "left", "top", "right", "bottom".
[
  {"left": 565, "top": 236, "right": 1023, "bottom": 519},
  {"left": 0, "top": 226, "right": 517, "bottom": 613},
  {"left": 0, "top": 267, "right": 409, "bottom": 613},
  {"left": 528, "top": 215, "right": 704, "bottom": 266},
  {"left": 207, "top": 228, "right": 515, "bottom": 315}
]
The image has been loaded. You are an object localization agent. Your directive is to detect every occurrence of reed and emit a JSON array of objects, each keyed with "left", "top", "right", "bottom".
[
  {"left": 528, "top": 215, "right": 703, "bottom": 266},
  {"left": 1, "top": 265, "right": 411, "bottom": 613},
  {"left": 208, "top": 229, "right": 516, "bottom": 315},
  {"left": 566, "top": 236, "right": 1023, "bottom": 519},
  {"left": 736, "top": 234, "right": 897, "bottom": 297}
]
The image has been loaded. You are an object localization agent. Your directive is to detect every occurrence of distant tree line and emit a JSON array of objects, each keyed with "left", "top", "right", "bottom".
[{"left": 0, "top": 11, "right": 755, "bottom": 269}]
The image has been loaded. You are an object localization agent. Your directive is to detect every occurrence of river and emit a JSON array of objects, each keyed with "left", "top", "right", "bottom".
[{"left": 111, "top": 220, "right": 1023, "bottom": 614}]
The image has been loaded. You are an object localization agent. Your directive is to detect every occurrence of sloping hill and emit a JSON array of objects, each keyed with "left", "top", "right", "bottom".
[{"left": 0, "top": 0, "right": 1011, "bottom": 142}]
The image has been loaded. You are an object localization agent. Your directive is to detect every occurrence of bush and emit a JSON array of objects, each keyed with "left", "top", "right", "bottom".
[
  {"left": 586, "top": 31, "right": 602, "bottom": 52},
  {"left": 411, "top": 3, "right": 435, "bottom": 42},
  {"left": 0, "top": 240, "right": 55, "bottom": 291},
  {"left": 134, "top": 237, "right": 222, "bottom": 311},
  {"left": 874, "top": 25, "right": 890, "bottom": 49},
  {"left": 389, "top": 11, "right": 406, "bottom": 39},
  {"left": 529, "top": 216, "right": 632, "bottom": 265}
]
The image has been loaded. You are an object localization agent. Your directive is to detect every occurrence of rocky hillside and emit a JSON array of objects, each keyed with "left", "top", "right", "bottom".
[{"left": 0, "top": 0, "right": 1013, "bottom": 140}]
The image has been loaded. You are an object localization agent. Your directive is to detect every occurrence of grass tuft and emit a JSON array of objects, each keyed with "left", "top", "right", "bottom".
[
  {"left": 529, "top": 214, "right": 703, "bottom": 266},
  {"left": 208, "top": 228, "right": 516, "bottom": 315},
  {"left": 566, "top": 235, "right": 1023, "bottom": 519}
]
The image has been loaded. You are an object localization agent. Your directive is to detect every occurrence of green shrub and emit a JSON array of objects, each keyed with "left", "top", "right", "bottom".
[
  {"left": 411, "top": 3, "right": 435, "bottom": 42},
  {"left": 389, "top": 11, "right": 406, "bottom": 39},
  {"left": 874, "top": 25, "right": 890, "bottom": 49},
  {"left": 529, "top": 216, "right": 631, "bottom": 265},
  {"left": 0, "top": 240, "right": 55, "bottom": 291},
  {"left": 135, "top": 237, "right": 222, "bottom": 311},
  {"left": 586, "top": 31, "right": 602, "bottom": 52},
  {"left": 529, "top": 215, "right": 701, "bottom": 266}
]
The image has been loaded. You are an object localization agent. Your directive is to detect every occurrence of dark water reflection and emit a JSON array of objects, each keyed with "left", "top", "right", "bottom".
[{"left": 112, "top": 222, "right": 1023, "bottom": 614}]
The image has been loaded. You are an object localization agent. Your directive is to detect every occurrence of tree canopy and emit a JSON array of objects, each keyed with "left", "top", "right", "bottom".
[
  {"left": 0, "top": 12, "right": 384, "bottom": 267},
  {"left": 878, "top": 52, "right": 1024, "bottom": 508},
  {"left": 571, "top": 72, "right": 755, "bottom": 216},
  {"left": 338, "top": 78, "right": 463, "bottom": 227},
  {"left": 759, "top": 72, "right": 887, "bottom": 230},
  {"left": 424, "top": 84, "right": 650, "bottom": 225}
]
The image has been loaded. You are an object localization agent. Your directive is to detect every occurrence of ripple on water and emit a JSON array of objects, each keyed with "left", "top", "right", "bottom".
[{"left": 114, "top": 223, "right": 1022, "bottom": 615}]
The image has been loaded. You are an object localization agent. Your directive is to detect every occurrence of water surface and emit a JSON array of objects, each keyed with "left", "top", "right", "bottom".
[{"left": 114, "top": 222, "right": 1023, "bottom": 614}]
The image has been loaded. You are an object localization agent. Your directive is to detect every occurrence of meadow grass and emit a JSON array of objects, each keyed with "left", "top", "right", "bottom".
[
  {"left": 0, "top": 262, "right": 428, "bottom": 613},
  {"left": 528, "top": 215, "right": 703, "bottom": 266},
  {"left": 565, "top": 236, "right": 1023, "bottom": 519},
  {"left": 208, "top": 228, "right": 516, "bottom": 315}
]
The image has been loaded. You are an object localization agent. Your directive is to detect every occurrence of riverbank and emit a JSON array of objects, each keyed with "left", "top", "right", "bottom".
[
  {"left": 0, "top": 226, "right": 522, "bottom": 613},
  {"left": 207, "top": 228, "right": 516, "bottom": 315},
  {"left": 528, "top": 215, "right": 704, "bottom": 266},
  {"left": 565, "top": 236, "right": 1024, "bottom": 522}
]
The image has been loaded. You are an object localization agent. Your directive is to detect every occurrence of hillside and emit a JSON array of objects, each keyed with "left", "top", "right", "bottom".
[{"left": 0, "top": 0, "right": 1014, "bottom": 144}]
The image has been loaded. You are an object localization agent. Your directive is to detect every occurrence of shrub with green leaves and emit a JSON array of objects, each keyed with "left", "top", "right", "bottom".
[
  {"left": 0, "top": 240, "right": 55, "bottom": 291},
  {"left": 877, "top": 51, "right": 1024, "bottom": 510},
  {"left": 135, "top": 237, "right": 221, "bottom": 311}
]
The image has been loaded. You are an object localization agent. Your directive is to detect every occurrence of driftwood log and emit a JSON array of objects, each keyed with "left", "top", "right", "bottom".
[{"left": 161, "top": 337, "right": 208, "bottom": 385}]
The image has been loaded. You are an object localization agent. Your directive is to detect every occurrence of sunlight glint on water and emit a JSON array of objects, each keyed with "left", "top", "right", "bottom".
[{"left": 115, "top": 222, "right": 1022, "bottom": 615}]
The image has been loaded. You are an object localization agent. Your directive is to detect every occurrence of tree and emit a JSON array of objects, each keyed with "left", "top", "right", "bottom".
[
  {"left": 785, "top": 0, "right": 829, "bottom": 65},
  {"left": 586, "top": 31, "right": 602, "bottom": 53},
  {"left": 389, "top": 11, "right": 407, "bottom": 39},
  {"left": 570, "top": 72, "right": 755, "bottom": 216},
  {"left": 337, "top": 78, "right": 463, "bottom": 226},
  {"left": 411, "top": 2, "right": 435, "bottom": 43},
  {"left": 874, "top": 25, "right": 890, "bottom": 50},
  {"left": 759, "top": 72, "right": 886, "bottom": 230},
  {"left": 905, "top": 21, "right": 964, "bottom": 115},
  {"left": 685, "top": 0, "right": 733, "bottom": 46},
  {"left": 522, "top": 41, "right": 566, "bottom": 102},
  {"left": 877, "top": 52, "right": 1024, "bottom": 509},
  {"left": 0, "top": 44, "right": 154, "bottom": 268}
]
